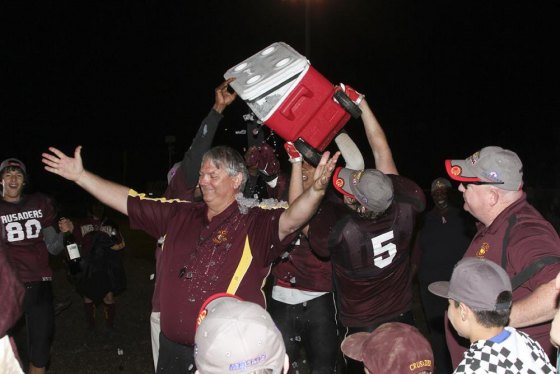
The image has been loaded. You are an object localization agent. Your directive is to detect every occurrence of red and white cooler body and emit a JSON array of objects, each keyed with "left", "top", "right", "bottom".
[{"left": 224, "top": 42, "right": 351, "bottom": 151}]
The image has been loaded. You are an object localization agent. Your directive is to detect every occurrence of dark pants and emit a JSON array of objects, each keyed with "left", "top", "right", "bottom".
[
  {"left": 23, "top": 281, "right": 54, "bottom": 368},
  {"left": 157, "top": 332, "right": 195, "bottom": 374},
  {"left": 343, "top": 310, "right": 415, "bottom": 374},
  {"left": 269, "top": 293, "right": 338, "bottom": 374}
]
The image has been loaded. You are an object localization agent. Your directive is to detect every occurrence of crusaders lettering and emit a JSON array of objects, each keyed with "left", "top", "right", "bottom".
[{"left": 1, "top": 209, "right": 43, "bottom": 224}]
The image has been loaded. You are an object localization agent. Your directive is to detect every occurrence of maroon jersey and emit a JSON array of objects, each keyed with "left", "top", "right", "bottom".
[
  {"left": 73, "top": 216, "right": 124, "bottom": 256},
  {"left": 128, "top": 191, "right": 295, "bottom": 345},
  {"left": 446, "top": 193, "right": 560, "bottom": 363},
  {"left": 272, "top": 233, "right": 333, "bottom": 292},
  {"left": 0, "top": 193, "right": 58, "bottom": 282},
  {"left": 310, "top": 175, "right": 425, "bottom": 327}
]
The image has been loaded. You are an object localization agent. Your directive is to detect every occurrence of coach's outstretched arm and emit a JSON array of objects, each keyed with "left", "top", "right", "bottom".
[{"left": 42, "top": 146, "right": 130, "bottom": 215}]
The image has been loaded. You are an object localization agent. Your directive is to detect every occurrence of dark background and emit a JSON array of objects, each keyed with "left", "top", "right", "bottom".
[{"left": 2, "top": 0, "right": 559, "bottom": 208}]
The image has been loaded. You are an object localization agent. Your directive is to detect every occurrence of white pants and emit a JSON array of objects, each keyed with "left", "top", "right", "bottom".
[{"left": 150, "top": 311, "right": 161, "bottom": 372}]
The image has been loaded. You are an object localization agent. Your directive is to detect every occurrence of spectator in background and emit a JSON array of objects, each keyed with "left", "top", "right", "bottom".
[
  {"left": 340, "top": 322, "right": 434, "bottom": 374},
  {"left": 194, "top": 293, "right": 289, "bottom": 374},
  {"left": 150, "top": 77, "right": 237, "bottom": 370},
  {"left": 42, "top": 143, "right": 339, "bottom": 374},
  {"left": 429, "top": 257, "right": 555, "bottom": 373},
  {"left": 0, "top": 243, "right": 25, "bottom": 374},
  {"left": 0, "top": 158, "right": 68, "bottom": 374},
  {"left": 243, "top": 142, "right": 287, "bottom": 201},
  {"left": 60, "top": 200, "right": 126, "bottom": 336},
  {"left": 416, "top": 177, "right": 474, "bottom": 374},
  {"left": 444, "top": 146, "right": 560, "bottom": 363}
]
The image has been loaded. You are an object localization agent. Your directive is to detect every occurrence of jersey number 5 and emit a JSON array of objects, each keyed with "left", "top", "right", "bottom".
[{"left": 371, "top": 231, "right": 396, "bottom": 269}]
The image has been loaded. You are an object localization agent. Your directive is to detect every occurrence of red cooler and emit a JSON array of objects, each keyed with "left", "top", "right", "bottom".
[{"left": 224, "top": 42, "right": 360, "bottom": 163}]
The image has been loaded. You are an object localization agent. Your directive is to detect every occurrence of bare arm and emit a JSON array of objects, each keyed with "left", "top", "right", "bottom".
[
  {"left": 509, "top": 278, "right": 559, "bottom": 327},
  {"left": 42, "top": 146, "right": 130, "bottom": 215},
  {"left": 360, "top": 99, "right": 398, "bottom": 175},
  {"left": 550, "top": 272, "right": 560, "bottom": 347},
  {"left": 288, "top": 161, "right": 303, "bottom": 204},
  {"left": 278, "top": 151, "right": 340, "bottom": 241}
]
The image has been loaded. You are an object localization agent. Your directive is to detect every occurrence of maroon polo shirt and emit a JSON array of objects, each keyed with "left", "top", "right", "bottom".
[
  {"left": 128, "top": 191, "right": 294, "bottom": 345},
  {"left": 447, "top": 192, "right": 560, "bottom": 364}
]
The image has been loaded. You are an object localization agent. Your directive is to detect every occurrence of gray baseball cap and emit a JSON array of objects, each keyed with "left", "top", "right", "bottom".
[
  {"left": 429, "top": 257, "right": 512, "bottom": 311},
  {"left": 332, "top": 167, "right": 394, "bottom": 212},
  {"left": 445, "top": 146, "right": 523, "bottom": 191},
  {"left": 0, "top": 158, "right": 27, "bottom": 176}
]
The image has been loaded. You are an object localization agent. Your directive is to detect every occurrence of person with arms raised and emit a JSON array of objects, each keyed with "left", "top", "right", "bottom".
[{"left": 42, "top": 143, "right": 339, "bottom": 374}]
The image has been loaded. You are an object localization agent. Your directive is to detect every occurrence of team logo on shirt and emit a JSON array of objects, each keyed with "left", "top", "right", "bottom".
[
  {"left": 476, "top": 242, "right": 490, "bottom": 257},
  {"left": 213, "top": 229, "right": 228, "bottom": 245}
]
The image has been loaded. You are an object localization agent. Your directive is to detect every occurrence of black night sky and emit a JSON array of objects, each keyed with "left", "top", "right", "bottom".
[{"left": 2, "top": 1, "right": 559, "bottom": 207}]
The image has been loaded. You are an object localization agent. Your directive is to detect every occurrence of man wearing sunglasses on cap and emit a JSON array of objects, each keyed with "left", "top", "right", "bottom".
[{"left": 444, "top": 146, "right": 560, "bottom": 365}]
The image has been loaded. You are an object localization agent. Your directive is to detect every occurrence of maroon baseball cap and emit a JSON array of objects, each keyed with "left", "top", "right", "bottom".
[
  {"left": 341, "top": 322, "right": 433, "bottom": 373},
  {"left": 0, "top": 158, "right": 26, "bottom": 176}
]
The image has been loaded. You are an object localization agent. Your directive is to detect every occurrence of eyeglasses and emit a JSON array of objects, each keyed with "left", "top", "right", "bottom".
[{"left": 462, "top": 181, "right": 504, "bottom": 187}]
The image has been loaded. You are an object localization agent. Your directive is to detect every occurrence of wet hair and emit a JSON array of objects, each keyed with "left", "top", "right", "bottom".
[
  {"left": 453, "top": 290, "right": 512, "bottom": 328},
  {"left": 202, "top": 146, "right": 248, "bottom": 192}
]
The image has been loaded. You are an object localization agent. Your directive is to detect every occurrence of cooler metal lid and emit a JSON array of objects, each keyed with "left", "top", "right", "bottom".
[{"left": 224, "top": 42, "right": 309, "bottom": 101}]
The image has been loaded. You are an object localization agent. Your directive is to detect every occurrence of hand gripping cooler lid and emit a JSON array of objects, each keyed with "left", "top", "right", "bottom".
[{"left": 224, "top": 42, "right": 309, "bottom": 101}]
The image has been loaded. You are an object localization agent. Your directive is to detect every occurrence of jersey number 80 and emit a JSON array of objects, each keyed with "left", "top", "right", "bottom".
[{"left": 5, "top": 220, "right": 42, "bottom": 242}]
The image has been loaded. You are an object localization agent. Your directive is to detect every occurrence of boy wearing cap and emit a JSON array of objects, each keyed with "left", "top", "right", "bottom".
[
  {"left": 444, "top": 146, "right": 560, "bottom": 364},
  {"left": 429, "top": 257, "right": 555, "bottom": 373},
  {"left": 340, "top": 322, "right": 434, "bottom": 374},
  {"left": 0, "top": 158, "right": 69, "bottom": 374},
  {"left": 194, "top": 293, "right": 289, "bottom": 374},
  {"left": 307, "top": 99, "right": 426, "bottom": 372}
]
